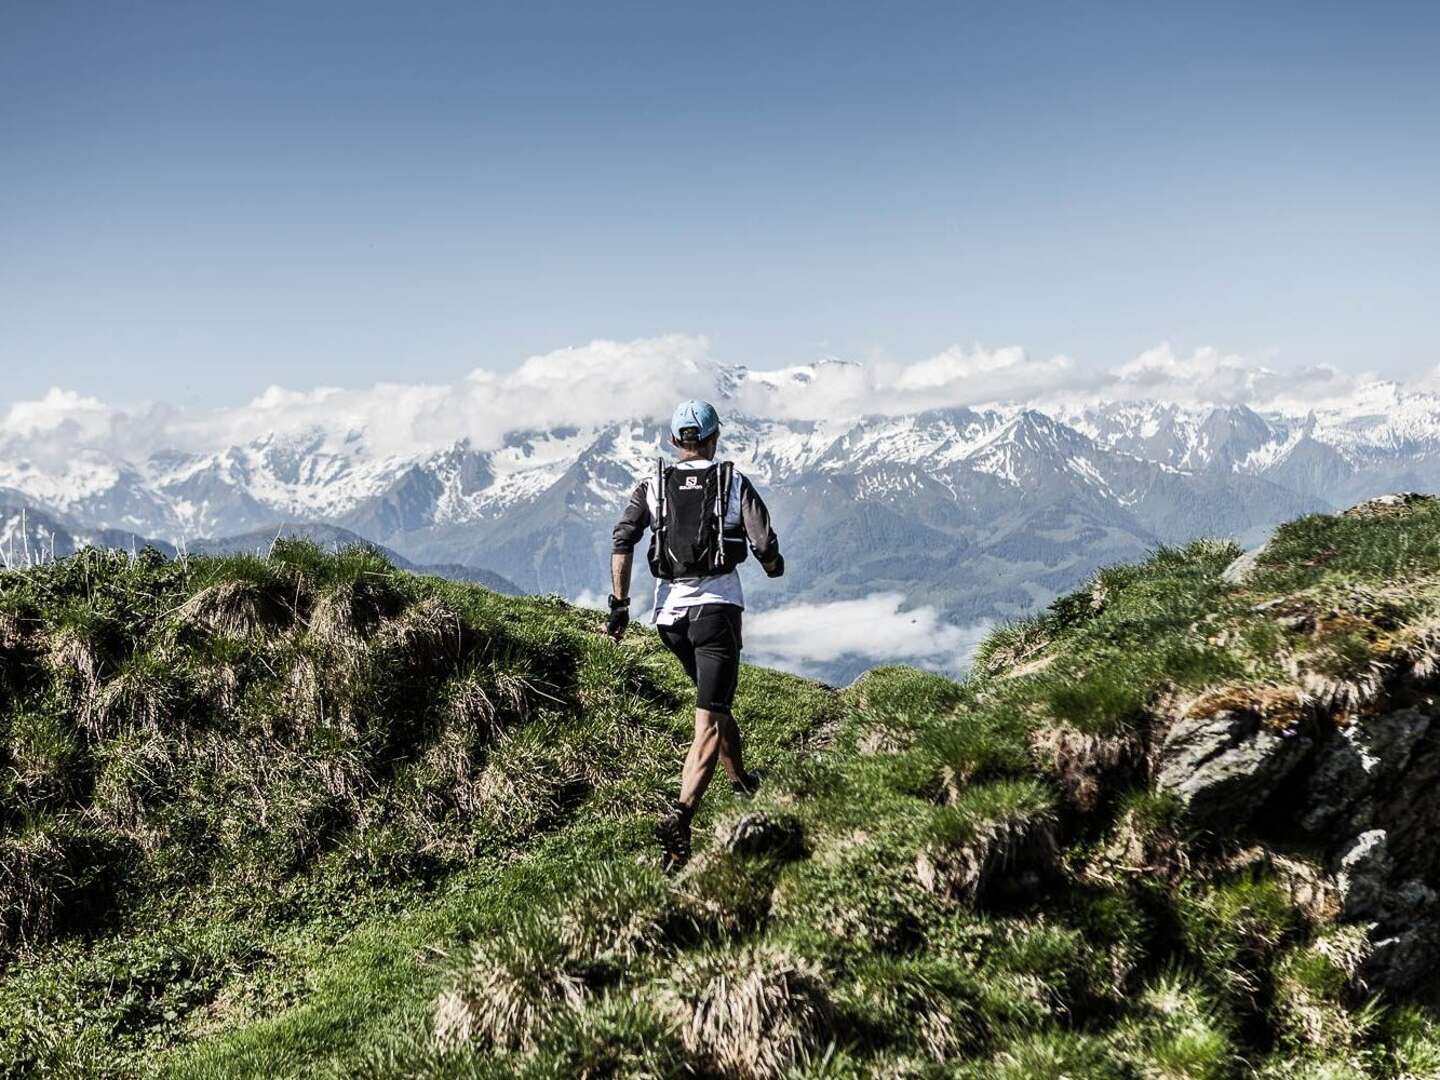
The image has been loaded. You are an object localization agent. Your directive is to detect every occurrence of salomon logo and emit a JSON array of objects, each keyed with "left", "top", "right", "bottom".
[{"left": 681, "top": 475, "right": 701, "bottom": 489}]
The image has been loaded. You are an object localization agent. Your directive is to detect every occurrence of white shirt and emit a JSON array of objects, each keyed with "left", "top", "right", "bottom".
[{"left": 646, "top": 459, "right": 745, "bottom": 624}]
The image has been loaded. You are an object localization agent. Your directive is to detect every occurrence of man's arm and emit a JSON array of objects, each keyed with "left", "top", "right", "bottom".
[
  {"left": 610, "top": 480, "right": 651, "bottom": 597},
  {"left": 606, "top": 481, "right": 650, "bottom": 638},
  {"left": 738, "top": 476, "right": 784, "bottom": 577},
  {"left": 610, "top": 551, "right": 633, "bottom": 601}
]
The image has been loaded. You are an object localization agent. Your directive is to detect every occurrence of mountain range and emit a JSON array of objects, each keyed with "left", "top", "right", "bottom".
[
  {"left": 0, "top": 508, "right": 519, "bottom": 594},
  {"left": 7, "top": 368, "right": 1440, "bottom": 673}
]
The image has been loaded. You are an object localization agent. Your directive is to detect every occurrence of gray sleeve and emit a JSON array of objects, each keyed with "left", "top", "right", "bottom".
[
  {"left": 611, "top": 481, "right": 651, "bottom": 554},
  {"left": 738, "top": 475, "right": 782, "bottom": 571}
]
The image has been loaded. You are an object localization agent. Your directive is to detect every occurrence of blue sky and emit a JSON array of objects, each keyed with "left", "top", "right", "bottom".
[{"left": 2, "top": 0, "right": 1437, "bottom": 409}]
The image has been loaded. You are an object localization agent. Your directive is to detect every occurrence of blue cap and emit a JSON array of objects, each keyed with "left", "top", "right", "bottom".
[{"left": 670, "top": 399, "right": 721, "bottom": 441}]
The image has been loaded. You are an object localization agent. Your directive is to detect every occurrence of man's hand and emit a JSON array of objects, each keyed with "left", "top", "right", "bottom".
[
  {"left": 763, "top": 553, "right": 785, "bottom": 579},
  {"left": 605, "top": 594, "right": 631, "bottom": 640}
]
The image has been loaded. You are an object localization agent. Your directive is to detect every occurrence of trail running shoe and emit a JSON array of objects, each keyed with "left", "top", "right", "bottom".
[
  {"left": 654, "top": 807, "right": 692, "bottom": 875},
  {"left": 731, "top": 770, "right": 763, "bottom": 798}
]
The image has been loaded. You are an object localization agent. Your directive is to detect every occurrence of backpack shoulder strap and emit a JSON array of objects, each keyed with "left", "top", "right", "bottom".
[
  {"left": 709, "top": 461, "right": 731, "bottom": 570},
  {"left": 653, "top": 457, "right": 671, "bottom": 578},
  {"left": 719, "top": 461, "right": 735, "bottom": 516}
]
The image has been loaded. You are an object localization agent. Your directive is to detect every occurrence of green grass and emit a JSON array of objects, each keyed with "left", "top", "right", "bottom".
[{"left": 3, "top": 500, "right": 1440, "bottom": 1077}]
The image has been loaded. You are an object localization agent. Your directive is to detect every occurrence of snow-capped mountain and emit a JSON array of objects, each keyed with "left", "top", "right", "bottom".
[{"left": 7, "top": 379, "right": 1440, "bottom": 639}]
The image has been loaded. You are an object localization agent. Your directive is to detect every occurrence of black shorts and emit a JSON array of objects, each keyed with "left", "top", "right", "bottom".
[{"left": 657, "top": 604, "right": 743, "bottom": 714}]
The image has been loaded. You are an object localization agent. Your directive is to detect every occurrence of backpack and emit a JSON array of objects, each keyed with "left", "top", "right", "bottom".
[{"left": 649, "top": 459, "right": 749, "bottom": 581}]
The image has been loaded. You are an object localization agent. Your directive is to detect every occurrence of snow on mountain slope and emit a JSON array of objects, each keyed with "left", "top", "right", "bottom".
[
  {"left": 1066, "top": 385, "right": 1440, "bottom": 475},
  {"left": 6, "top": 381, "right": 1440, "bottom": 553},
  {"left": 0, "top": 451, "right": 123, "bottom": 512},
  {"left": 807, "top": 409, "right": 1003, "bottom": 475},
  {"left": 1306, "top": 382, "right": 1440, "bottom": 459},
  {"left": 146, "top": 430, "right": 412, "bottom": 526},
  {"left": 1063, "top": 401, "right": 1288, "bottom": 472}
]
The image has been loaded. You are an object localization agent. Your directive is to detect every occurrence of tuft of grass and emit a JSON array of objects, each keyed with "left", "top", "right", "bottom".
[
  {"left": 5, "top": 709, "right": 81, "bottom": 808},
  {"left": 1044, "top": 666, "right": 1150, "bottom": 736},
  {"left": 912, "top": 707, "right": 1033, "bottom": 800},
  {"left": 530, "top": 993, "right": 690, "bottom": 1079},
  {"left": 1177, "top": 872, "right": 1300, "bottom": 1003},
  {"left": 1270, "top": 926, "right": 1377, "bottom": 1057},
  {"left": 843, "top": 666, "right": 968, "bottom": 753},
  {"left": 838, "top": 956, "right": 987, "bottom": 1062},
  {"left": 44, "top": 601, "right": 116, "bottom": 696},
  {"left": 96, "top": 648, "right": 187, "bottom": 737},
  {"left": 1108, "top": 972, "right": 1235, "bottom": 1080},
  {"left": 659, "top": 942, "right": 835, "bottom": 1080},
  {"left": 676, "top": 849, "right": 779, "bottom": 940},
  {"left": 432, "top": 916, "right": 588, "bottom": 1053},
  {"left": 173, "top": 556, "right": 297, "bottom": 639},
  {"left": 971, "top": 614, "right": 1053, "bottom": 680},
  {"left": 964, "top": 1029, "right": 1126, "bottom": 1080},
  {"left": 978, "top": 917, "right": 1125, "bottom": 1019},
  {"left": 551, "top": 862, "right": 692, "bottom": 972},
  {"left": 1385, "top": 1005, "right": 1440, "bottom": 1078},
  {"left": 1080, "top": 790, "right": 1193, "bottom": 890},
  {"left": 0, "top": 811, "right": 110, "bottom": 950},
  {"left": 772, "top": 836, "right": 938, "bottom": 957}
]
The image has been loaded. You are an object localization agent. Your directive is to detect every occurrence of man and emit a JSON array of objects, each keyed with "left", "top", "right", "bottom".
[{"left": 607, "top": 399, "right": 785, "bottom": 873}]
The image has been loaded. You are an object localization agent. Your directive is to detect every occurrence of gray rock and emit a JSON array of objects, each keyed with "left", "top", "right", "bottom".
[
  {"left": 1221, "top": 541, "right": 1270, "bottom": 584},
  {"left": 1302, "top": 709, "right": 1433, "bottom": 835},
  {"left": 1395, "top": 879, "right": 1439, "bottom": 911},
  {"left": 1374, "top": 726, "right": 1440, "bottom": 887},
  {"left": 1366, "top": 922, "right": 1440, "bottom": 991},
  {"left": 1334, "top": 830, "right": 1393, "bottom": 920},
  {"left": 1156, "top": 708, "right": 1311, "bottom": 825},
  {"left": 1299, "top": 709, "right": 1440, "bottom": 994}
]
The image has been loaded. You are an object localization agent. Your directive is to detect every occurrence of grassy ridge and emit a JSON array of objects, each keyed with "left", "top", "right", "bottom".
[
  {"left": 0, "top": 540, "right": 828, "bottom": 1075},
  {"left": 3, "top": 503, "right": 1440, "bottom": 1077}
]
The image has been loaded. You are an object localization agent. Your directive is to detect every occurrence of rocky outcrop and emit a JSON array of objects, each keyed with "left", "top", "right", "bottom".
[
  {"left": 1156, "top": 706, "right": 1311, "bottom": 824},
  {"left": 1302, "top": 707, "right": 1433, "bottom": 837},
  {"left": 1156, "top": 695, "right": 1440, "bottom": 993},
  {"left": 1171, "top": 494, "right": 1440, "bottom": 994}
]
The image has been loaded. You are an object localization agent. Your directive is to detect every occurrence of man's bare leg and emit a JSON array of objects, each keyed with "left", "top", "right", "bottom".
[
  {"left": 717, "top": 711, "right": 745, "bottom": 784},
  {"left": 678, "top": 706, "right": 749, "bottom": 812},
  {"left": 678, "top": 707, "right": 724, "bottom": 811}
]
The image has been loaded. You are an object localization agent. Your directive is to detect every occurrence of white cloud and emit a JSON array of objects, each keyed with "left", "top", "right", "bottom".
[
  {"left": 731, "top": 346, "right": 1094, "bottom": 420},
  {"left": 571, "top": 589, "right": 606, "bottom": 611},
  {"left": 894, "top": 344, "right": 1077, "bottom": 397},
  {"left": 0, "top": 334, "right": 725, "bottom": 462},
  {"left": 2, "top": 388, "right": 110, "bottom": 438},
  {"left": 574, "top": 587, "right": 987, "bottom": 681},
  {"left": 1104, "top": 343, "right": 1365, "bottom": 410},
  {"left": 0, "top": 334, "right": 1392, "bottom": 464},
  {"left": 735, "top": 342, "right": 1370, "bottom": 421},
  {"left": 742, "top": 592, "right": 991, "bottom": 681}
]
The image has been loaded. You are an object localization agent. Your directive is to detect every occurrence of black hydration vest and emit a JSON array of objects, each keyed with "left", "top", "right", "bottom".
[{"left": 649, "top": 459, "right": 749, "bottom": 581}]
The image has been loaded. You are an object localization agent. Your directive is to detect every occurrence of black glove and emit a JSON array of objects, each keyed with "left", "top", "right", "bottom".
[
  {"left": 763, "top": 553, "right": 785, "bottom": 579},
  {"left": 606, "top": 594, "right": 631, "bottom": 639}
]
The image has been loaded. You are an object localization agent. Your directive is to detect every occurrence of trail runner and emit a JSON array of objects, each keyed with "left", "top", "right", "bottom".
[{"left": 606, "top": 400, "right": 786, "bottom": 873}]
